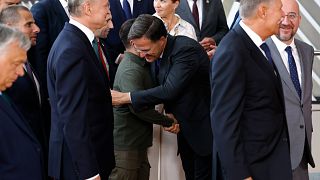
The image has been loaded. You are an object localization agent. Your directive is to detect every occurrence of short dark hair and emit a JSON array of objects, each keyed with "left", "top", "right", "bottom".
[
  {"left": 119, "top": 18, "right": 135, "bottom": 48},
  {"left": 128, "top": 14, "right": 167, "bottom": 42}
]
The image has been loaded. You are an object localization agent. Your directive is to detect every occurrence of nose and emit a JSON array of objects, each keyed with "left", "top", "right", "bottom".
[
  {"left": 109, "top": 20, "right": 114, "bottom": 29},
  {"left": 282, "top": 15, "right": 290, "bottom": 25},
  {"left": 139, "top": 52, "right": 146, "bottom": 58},
  {"left": 33, "top": 24, "right": 40, "bottom": 33}
]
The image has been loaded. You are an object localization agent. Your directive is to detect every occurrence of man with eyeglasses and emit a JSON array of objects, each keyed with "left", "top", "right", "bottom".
[{"left": 266, "top": 0, "right": 315, "bottom": 179}]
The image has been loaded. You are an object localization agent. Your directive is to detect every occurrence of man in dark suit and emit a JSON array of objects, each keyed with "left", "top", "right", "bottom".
[
  {"left": 0, "top": 5, "right": 49, "bottom": 178},
  {"left": 112, "top": 14, "right": 212, "bottom": 180},
  {"left": 0, "top": 24, "right": 44, "bottom": 180},
  {"left": 266, "top": 0, "right": 315, "bottom": 179},
  {"left": 47, "top": 0, "right": 115, "bottom": 179},
  {"left": 210, "top": 0, "right": 292, "bottom": 180},
  {"left": 105, "top": 0, "right": 155, "bottom": 68},
  {"left": 176, "top": 0, "right": 228, "bottom": 52}
]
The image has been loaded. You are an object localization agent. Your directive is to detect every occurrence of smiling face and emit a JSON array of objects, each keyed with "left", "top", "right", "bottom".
[
  {"left": 277, "top": 0, "right": 300, "bottom": 44},
  {"left": 0, "top": 41, "right": 27, "bottom": 91},
  {"left": 154, "top": 0, "right": 178, "bottom": 18},
  {"left": 131, "top": 36, "right": 166, "bottom": 62},
  {"left": 12, "top": 9, "right": 40, "bottom": 46}
]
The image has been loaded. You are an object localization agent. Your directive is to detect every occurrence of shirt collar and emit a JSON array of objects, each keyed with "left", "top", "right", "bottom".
[
  {"left": 240, "top": 21, "right": 264, "bottom": 47},
  {"left": 69, "top": 18, "right": 95, "bottom": 45},
  {"left": 59, "top": 0, "right": 68, "bottom": 8},
  {"left": 271, "top": 35, "right": 296, "bottom": 52}
]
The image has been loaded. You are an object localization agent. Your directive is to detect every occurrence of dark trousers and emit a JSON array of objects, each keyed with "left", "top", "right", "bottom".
[{"left": 178, "top": 134, "right": 212, "bottom": 180}]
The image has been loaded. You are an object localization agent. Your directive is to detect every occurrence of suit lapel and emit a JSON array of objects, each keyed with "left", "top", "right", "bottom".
[
  {"left": 158, "top": 36, "right": 176, "bottom": 84},
  {"left": 0, "top": 96, "right": 39, "bottom": 144},
  {"left": 201, "top": 0, "right": 209, "bottom": 31},
  {"left": 267, "top": 38, "right": 301, "bottom": 101},
  {"left": 235, "top": 26, "right": 283, "bottom": 98},
  {"left": 296, "top": 40, "right": 307, "bottom": 102}
]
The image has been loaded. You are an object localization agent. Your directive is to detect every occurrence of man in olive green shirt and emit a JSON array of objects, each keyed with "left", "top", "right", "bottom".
[{"left": 109, "top": 19, "right": 178, "bottom": 180}]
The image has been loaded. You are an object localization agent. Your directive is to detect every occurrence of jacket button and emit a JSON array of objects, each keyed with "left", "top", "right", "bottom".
[
  {"left": 283, "top": 138, "right": 288, "bottom": 142},
  {"left": 300, "top": 125, "right": 304, "bottom": 129}
]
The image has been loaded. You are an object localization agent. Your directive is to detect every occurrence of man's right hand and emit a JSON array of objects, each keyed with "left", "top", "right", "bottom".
[{"left": 111, "top": 90, "right": 131, "bottom": 105}]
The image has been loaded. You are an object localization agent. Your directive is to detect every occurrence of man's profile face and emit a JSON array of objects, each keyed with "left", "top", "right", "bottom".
[
  {"left": 131, "top": 36, "right": 166, "bottom": 62},
  {"left": 13, "top": 10, "right": 40, "bottom": 46},
  {"left": 0, "top": 41, "right": 26, "bottom": 91},
  {"left": 264, "top": 0, "right": 285, "bottom": 36},
  {"left": 89, "top": 0, "right": 112, "bottom": 31},
  {"left": 95, "top": 13, "right": 113, "bottom": 38},
  {"left": 0, "top": 0, "right": 21, "bottom": 11}
]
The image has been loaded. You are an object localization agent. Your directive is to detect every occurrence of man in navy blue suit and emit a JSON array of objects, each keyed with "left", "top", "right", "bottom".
[
  {"left": 210, "top": 0, "right": 292, "bottom": 179},
  {"left": 0, "top": 24, "right": 44, "bottom": 179},
  {"left": 0, "top": 5, "right": 49, "bottom": 178},
  {"left": 47, "top": 0, "right": 115, "bottom": 179}
]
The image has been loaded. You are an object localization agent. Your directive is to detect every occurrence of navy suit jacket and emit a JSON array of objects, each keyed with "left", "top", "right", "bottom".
[
  {"left": 210, "top": 25, "right": 292, "bottom": 180},
  {"left": 176, "top": 0, "right": 229, "bottom": 44},
  {"left": 131, "top": 35, "right": 212, "bottom": 156},
  {"left": 4, "top": 64, "right": 48, "bottom": 164},
  {"left": 47, "top": 23, "right": 115, "bottom": 179},
  {"left": 105, "top": 0, "right": 155, "bottom": 66},
  {"left": 30, "top": 0, "right": 69, "bottom": 95},
  {"left": 0, "top": 96, "right": 44, "bottom": 179}
]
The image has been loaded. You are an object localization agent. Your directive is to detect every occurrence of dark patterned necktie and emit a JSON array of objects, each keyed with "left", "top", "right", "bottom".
[
  {"left": 123, "top": 0, "right": 132, "bottom": 20},
  {"left": 285, "top": 46, "right": 301, "bottom": 99},
  {"left": 192, "top": 0, "right": 199, "bottom": 28}
]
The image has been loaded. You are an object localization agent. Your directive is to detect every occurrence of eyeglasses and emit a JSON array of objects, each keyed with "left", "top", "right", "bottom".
[{"left": 283, "top": 12, "right": 298, "bottom": 21}]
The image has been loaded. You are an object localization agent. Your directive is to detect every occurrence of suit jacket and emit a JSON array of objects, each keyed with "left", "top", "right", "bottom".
[
  {"left": 99, "top": 38, "right": 117, "bottom": 88},
  {"left": 47, "top": 23, "right": 115, "bottom": 179},
  {"left": 0, "top": 95, "right": 44, "bottom": 179},
  {"left": 105, "top": 0, "right": 155, "bottom": 66},
  {"left": 176, "top": 0, "right": 229, "bottom": 43},
  {"left": 30, "top": 0, "right": 69, "bottom": 97},
  {"left": 210, "top": 25, "right": 292, "bottom": 180},
  {"left": 4, "top": 62, "right": 48, "bottom": 169},
  {"left": 267, "top": 38, "right": 315, "bottom": 169},
  {"left": 131, "top": 35, "right": 212, "bottom": 156}
]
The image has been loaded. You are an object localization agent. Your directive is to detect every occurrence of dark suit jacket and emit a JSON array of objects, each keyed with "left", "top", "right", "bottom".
[
  {"left": 47, "top": 23, "right": 115, "bottom": 179},
  {"left": 0, "top": 96, "right": 44, "bottom": 179},
  {"left": 105, "top": 0, "right": 155, "bottom": 66},
  {"left": 131, "top": 35, "right": 212, "bottom": 156},
  {"left": 99, "top": 38, "right": 117, "bottom": 88},
  {"left": 4, "top": 63, "right": 48, "bottom": 170},
  {"left": 30, "top": 0, "right": 69, "bottom": 97},
  {"left": 210, "top": 25, "right": 292, "bottom": 180},
  {"left": 176, "top": 0, "right": 229, "bottom": 44}
]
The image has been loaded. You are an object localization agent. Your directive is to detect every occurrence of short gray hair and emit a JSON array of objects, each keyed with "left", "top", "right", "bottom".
[
  {"left": 0, "top": 5, "right": 29, "bottom": 25},
  {"left": 0, "top": 24, "right": 31, "bottom": 53},
  {"left": 239, "top": 0, "right": 272, "bottom": 18},
  {"left": 68, "top": 0, "right": 88, "bottom": 17}
]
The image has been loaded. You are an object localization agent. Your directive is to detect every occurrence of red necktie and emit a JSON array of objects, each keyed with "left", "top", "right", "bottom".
[{"left": 95, "top": 39, "right": 110, "bottom": 80}]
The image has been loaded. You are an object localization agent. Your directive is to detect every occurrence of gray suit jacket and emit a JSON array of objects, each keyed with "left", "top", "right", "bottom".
[
  {"left": 267, "top": 38, "right": 315, "bottom": 169},
  {"left": 176, "top": 0, "right": 228, "bottom": 44}
]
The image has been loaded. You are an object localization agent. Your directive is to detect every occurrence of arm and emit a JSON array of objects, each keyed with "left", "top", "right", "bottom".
[
  {"left": 55, "top": 50, "right": 98, "bottom": 179},
  {"left": 116, "top": 66, "right": 174, "bottom": 127},
  {"left": 210, "top": 0, "right": 229, "bottom": 44},
  {"left": 131, "top": 45, "right": 205, "bottom": 111},
  {"left": 210, "top": 45, "right": 250, "bottom": 179}
]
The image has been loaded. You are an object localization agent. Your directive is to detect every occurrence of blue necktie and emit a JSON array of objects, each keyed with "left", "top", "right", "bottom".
[
  {"left": 122, "top": 0, "right": 132, "bottom": 20},
  {"left": 285, "top": 46, "right": 301, "bottom": 99},
  {"left": 260, "top": 43, "right": 274, "bottom": 65}
]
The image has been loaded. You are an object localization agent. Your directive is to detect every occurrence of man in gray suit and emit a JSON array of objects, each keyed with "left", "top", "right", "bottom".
[
  {"left": 266, "top": 0, "right": 315, "bottom": 179},
  {"left": 175, "top": 0, "right": 228, "bottom": 52}
]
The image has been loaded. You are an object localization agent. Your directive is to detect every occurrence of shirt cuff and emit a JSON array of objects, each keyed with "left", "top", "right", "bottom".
[{"left": 86, "top": 174, "right": 99, "bottom": 180}]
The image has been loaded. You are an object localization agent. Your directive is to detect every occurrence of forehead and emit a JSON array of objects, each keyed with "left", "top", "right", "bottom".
[
  {"left": 18, "top": 9, "right": 34, "bottom": 21},
  {"left": 281, "top": 0, "right": 299, "bottom": 13},
  {"left": 3, "top": 0, "right": 21, "bottom": 4}
]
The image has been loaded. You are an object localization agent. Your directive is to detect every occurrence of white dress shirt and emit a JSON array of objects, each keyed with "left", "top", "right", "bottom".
[
  {"left": 271, "top": 35, "right": 302, "bottom": 84},
  {"left": 239, "top": 21, "right": 269, "bottom": 61},
  {"left": 187, "top": 0, "right": 203, "bottom": 29},
  {"left": 59, "top": 0, "right": 70, "bottom": 17}
]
